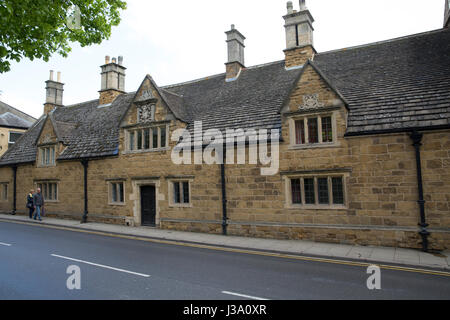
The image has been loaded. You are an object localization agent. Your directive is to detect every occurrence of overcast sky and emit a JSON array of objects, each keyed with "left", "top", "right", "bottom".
[{"left": 0, "top": 0, "right": 447, "bottom": 119}]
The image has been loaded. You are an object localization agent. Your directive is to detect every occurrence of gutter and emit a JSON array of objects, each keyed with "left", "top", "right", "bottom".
[
  {"left": 221, "top": 146, "right": 228, "bottom": 235},
  {"left": 81, "top": 160, "right": 89, "bottom": 223},
  {"left": 11, "top": 165, "right": 17, "bottom": 215},
  {"left": 410, "top": 130, "right": 430, "bottom": 252}
]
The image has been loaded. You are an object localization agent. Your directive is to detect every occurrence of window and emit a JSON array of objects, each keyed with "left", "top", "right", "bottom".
[
  {"left": 171, "top": 181, "right": 190, "bottom": 205},
  {"left": 39, "top": 146, "right": 56, "bottom": 166},
  {"left": 288, "top": 176, "right": 345, "bottom": 207},
  {"left": 8, "top": 131, "right": 23, "bottom": 148},
  {"left": 36, "top": 182, "right": 58, "bottom": 201},
  {"left": 110, "top": 182, "right": 125, "bottom": 204},
  {"left": 128, "top": 125, "right": 168, "bottom": 152},
  {"left": 293, "top": 114, "right": 335, "bottom": 146},
  {"left": 0, "top": 183, "right": 8, "bottom": 201}
]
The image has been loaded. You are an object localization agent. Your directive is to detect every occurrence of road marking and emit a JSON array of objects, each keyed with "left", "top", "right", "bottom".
[
  {"left": 0, "top": 242, "right": 12, "bottom": 247},
  {"left": 51, "top": 254, "right": 151, "bottom": 278},
  {"left": 222, "top": 291, "right": 269, "bottom": 301},
  {"left": 2, "top": 219, "right": 449, "bottom": 277}
]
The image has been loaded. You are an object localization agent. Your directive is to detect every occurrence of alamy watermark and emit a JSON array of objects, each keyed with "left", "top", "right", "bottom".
[
  {"left": 171, "top": 121, "right": 280, "bottom": 176},
  {"left": 366, "top": 265, "right": 381, "bottom": 290},
  {"left": 66, "top": 265, "right": 81, "bottom": 290}
]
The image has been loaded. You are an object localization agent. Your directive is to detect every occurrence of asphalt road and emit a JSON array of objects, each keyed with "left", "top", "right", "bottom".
[{"left": 0, "top": 220, "right": 449, "bottom": 300}]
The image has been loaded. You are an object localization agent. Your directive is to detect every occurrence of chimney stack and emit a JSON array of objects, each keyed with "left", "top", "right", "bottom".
[
  {"left": 44, "top": 70, "right": 64, "bottom": 114},
  {"left": 225, "top": 24, "right": 246, "bottom": 81},
  {"left": 99, "top": 55, "right": 126, "bottom": 105},
  {"left": 283, "top": 0, "right": 316, "bottom": 69}
]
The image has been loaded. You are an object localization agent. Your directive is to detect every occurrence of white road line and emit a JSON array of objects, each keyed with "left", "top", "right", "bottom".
[
  {"left": 222, "top": 291, "right": 269, "bottom": 301},
  {"left": 0, "top": 242, "right": 12, "bottom": 247},
  {"left": 51, "top": 254, "right": 150, "bottom": 278}
]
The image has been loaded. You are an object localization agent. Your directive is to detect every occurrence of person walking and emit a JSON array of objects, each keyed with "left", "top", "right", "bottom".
[
  {"left": 26, "top": 189, "right": 34, "bottom": 219},
  {"left": 33, "top": 188, "right": 44, "bottom": 221}
]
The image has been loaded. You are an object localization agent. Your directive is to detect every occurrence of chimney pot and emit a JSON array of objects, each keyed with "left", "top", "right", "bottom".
[
  {"left": 287, "top": 1, "right": 293, "bottom": 14},
  {"left": 105, "top": 55, "right": 110, "bottom": 64},
  {"left": 299, "top": 0, "right": 306, "bottom": 11},
  {"left": 118, "top": 56, "right": 123, "bottom": 65},
  {"left": 57, "top": 71, "right": 61, "bottom": 83},
  {"left": 49, "top": 70, "right": 54, "bottom": 81},
  {"left": 112, "top": 57, "right": 117, "bottom": 64}
]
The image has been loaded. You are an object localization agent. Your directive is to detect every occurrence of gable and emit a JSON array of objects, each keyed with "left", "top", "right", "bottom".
[
  {"left": 121, "top": 76, "right": 176, "bottom": 127},
  {"left": 37, "top": 116, "right": 58, "bottom": 146},
  {"left": 283, "top": 63, "right": 346, "bottom": 115}
]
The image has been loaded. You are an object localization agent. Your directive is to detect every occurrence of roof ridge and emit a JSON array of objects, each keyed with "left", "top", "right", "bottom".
[
  {"left": 0, "top": 100, "right": 37, "bottom": 121},
  {"left": 316, "top": 28, "right": 448, "bottom": 57},
  {"left": 162, "top": 60, "right": 286, "bottom": 89}
]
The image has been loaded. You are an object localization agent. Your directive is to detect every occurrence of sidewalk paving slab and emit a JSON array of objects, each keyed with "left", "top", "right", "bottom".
[{"left": 0, "top": 213, "right": 448, "bottom": 271}]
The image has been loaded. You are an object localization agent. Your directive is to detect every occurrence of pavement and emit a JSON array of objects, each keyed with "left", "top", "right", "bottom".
[{"left": 1, "top": 213, "right": 449, "bottom": 271}]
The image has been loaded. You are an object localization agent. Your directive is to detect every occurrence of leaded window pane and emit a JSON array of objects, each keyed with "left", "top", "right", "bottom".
[
  {"left": 137, "top": 130, "right": 143, "bottom": 150},
  {"left": 291, "top": 179, "right": 302, "bottom": 204},
  {"left": 152, "top": 128, "right": 158, "bottom": 149},
  {"left": 308, "top": 118, "right": 318, "bottom": 143},
  {"left": 332, "top": 177, "right": 344, "bottom": 205},
  {"left": 182, "top": 182, "right": 189, "bottom": 204},
  {"left": 160, "top": 127, "right": 166, "bottom": 148},
  {"left": 304, "top": 178, "right": 315, "bottom": 204},
  {"left": 119, "top": 183, "right": 124, "bottom": 203},
  {"left": 295, "top": 120, "right": 305, "bottom": 145},
  {"left": 174, "top": 182, "right": 181, "bottom": 204},
  {"left": 112, "top": 183, "right": 117, "bottom": 203},
  {"left": 318, "top": 178, "right": 329, "bottom": 204},
  {"left": 144, "top": 129, "right": 150, "bottom": 149},
  {"left": 322, "top": 116, "right": 333, "bottom": 143},
  {"left": 129, "top": 132, "right": 135, "bottom": 150}
]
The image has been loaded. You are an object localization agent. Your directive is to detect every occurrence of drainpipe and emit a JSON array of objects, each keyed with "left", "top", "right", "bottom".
[
  {"left": 221, "top": 146, "right": 228, "bottom": 235},
  {"left": 11, "top": 165, "right": 17, "bottom": 215},
  {"left": 81, "top": 160, "right": 89, "bottom": 223},
  {"left": 410, "top": 130, "right": 429, "bottom": 252}
]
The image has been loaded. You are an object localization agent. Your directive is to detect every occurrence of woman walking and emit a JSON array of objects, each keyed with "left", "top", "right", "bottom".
[{"left": 27, "top": 189, "right": 34, "bottom": 219}]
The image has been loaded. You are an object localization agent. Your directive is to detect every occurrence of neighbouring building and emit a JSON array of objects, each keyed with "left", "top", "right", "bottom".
[
  {"left": 0, "top": 1, "right": 449, "bottom": 251},
  {"left": 0, "top": 100, "right": 36, "bottom": 157}
]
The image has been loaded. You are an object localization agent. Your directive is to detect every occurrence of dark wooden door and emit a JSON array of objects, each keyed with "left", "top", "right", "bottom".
[{"left": 141, "top": 186, "right": 156, "bottom": 226}]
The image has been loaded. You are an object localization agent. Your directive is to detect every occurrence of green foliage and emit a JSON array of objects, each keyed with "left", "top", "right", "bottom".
[{"left": 0, "top": 0, "right": 127, "bottom": 73}]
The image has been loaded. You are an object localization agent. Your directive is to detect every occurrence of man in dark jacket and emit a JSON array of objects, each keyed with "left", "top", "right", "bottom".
[{"left": 33, "top": 188, "right": 44, "bottom": 221}]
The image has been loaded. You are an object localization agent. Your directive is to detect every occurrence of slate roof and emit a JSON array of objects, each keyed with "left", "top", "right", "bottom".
[
  {"left": 163, "top": 60, "right": 302, "bottom": 134},
  {"left": 1, "top": 27, "right": 449, "bottom": 166},
  {"left": 0, "top": 100, "right": 35, "bottom": 129},
  {"left": 314, "top": 28, "right": 450, "bottom": 135}
]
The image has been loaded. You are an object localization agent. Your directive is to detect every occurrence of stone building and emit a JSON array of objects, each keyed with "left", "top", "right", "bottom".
[
  {"left": 1, "top": 1, "right": 449, "bottom": 250},
  {"left": 0, "top": 100, "right": 35, "bottom": 157}
]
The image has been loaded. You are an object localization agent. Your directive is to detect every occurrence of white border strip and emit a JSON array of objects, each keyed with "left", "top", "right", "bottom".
[
  {"left": 51, "top": 254, "right": 150, "bottom": 278},
  {"left": 222, "top": 291, "right": 269, "bottom": 300}
]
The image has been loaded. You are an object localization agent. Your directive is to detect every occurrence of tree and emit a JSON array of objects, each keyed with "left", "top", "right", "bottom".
[{"left": 0, "top": 0, "right": 127, "bottom": 73}]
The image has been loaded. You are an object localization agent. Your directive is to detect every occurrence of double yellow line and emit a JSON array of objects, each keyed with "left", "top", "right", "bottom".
[{"left": 2, "top": 218, "right": 450, "bottom": 277}]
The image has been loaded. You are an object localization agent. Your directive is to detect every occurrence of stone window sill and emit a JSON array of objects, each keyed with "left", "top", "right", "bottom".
[
  {"left": 122, "top": 147, "right": 169, "bottom": 155},
  {"left": 169, "top": 203, "right": 192, "bottom": 208},
  {"left": 288, "top": 142, "right": 340, "bottom": 150},
  {"left": 286, "top": 204, "right": 347, "bottom": 210},
  {"left": 108, "top": 202, "right": 126, "bottom": 206}
]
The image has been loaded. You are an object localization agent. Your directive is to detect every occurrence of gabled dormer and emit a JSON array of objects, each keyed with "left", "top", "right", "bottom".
[
  {"left": 281, "top": 60, "right": 348, "bottom": 149},
  {"left": 35, "top": 114, "right": 75, "bottom": 167},
  {"left": 120, "top": 75, "right": 187, "bottom": 154}
]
